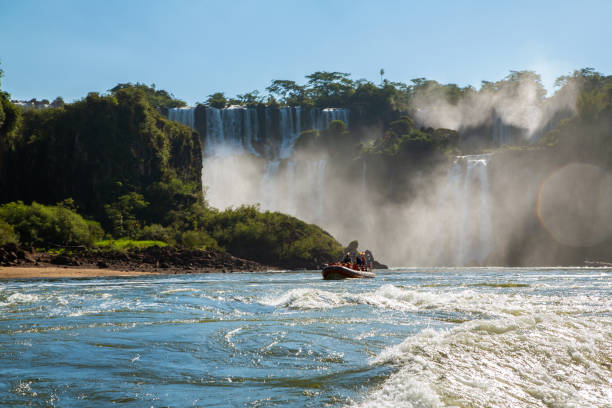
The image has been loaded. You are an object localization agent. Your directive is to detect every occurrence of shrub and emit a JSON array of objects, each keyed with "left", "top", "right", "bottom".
[
  {"left": 0, "top": 219, "right": 18, "bottom": 245},
  {"left": 137, "top": 224, "right": 174, "bottom": 243},
  {"left": 94, "top": 239, "right": 167, "bottom": 251},
  {"left": 0, "top": 201, "right": 103, "bottom": 247},
  {"left": 205, "top": 205, "right": 343, "bottom": 267},
  {"left": 180, "top": 230, "right": 219, "bottom": 250}
]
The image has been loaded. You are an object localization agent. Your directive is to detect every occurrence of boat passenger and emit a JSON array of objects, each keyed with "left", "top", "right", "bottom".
[
  {"left": 342, "top": 252, "right": 351, "bottom": 264},
  {"left": 356, "top": 255, "right": 363, "bottom": 269},
  {"left": 365, "top": 250, "right": 373, "bottom": 271}
]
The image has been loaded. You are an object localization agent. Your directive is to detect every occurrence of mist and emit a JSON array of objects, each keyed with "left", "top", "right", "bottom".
[
  {"left": 411, "top": 74, "right": 579, "bottom": 140},
  {"left": 171, "top": 72, "right": 612, "bottom": 267}
]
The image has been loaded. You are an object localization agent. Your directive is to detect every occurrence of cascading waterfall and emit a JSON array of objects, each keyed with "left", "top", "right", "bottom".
[
  {"left": 313, "top": 159, "right": 327, "bottom": 222},
  {"left": 361, "top": 160, "right": 368, "bottom": 217},
  {"left": 168, "top": 107, "right": 195, "bottom": 130},
  {"left": 453, "top": 155, "right": 493, "bottom": 266},
  {"left": 168, "top": 106, "right": 349, "bottom": 222}
]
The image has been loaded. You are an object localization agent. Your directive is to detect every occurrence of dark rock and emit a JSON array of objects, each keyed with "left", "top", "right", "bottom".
[
  {"left": 97, "top": 261, "right": 109, "bottom": 268},
  {"left": 50, "top": 255, "right": 78, "bottom": 266}
]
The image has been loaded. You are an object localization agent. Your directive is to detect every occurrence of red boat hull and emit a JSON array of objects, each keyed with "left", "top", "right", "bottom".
[{"left": 322, "top": 265, "right": 376, "bottom": 280}]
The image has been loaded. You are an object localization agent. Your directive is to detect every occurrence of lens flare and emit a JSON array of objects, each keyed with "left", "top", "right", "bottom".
[{"left": 537, "top": 163, "right": 612, "bottom": 247}]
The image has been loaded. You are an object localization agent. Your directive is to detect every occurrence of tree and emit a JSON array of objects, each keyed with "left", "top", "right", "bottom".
[
  {"left": 51, "top": 97, "right": 65, "bottom": 108},
  {"left": 305, "top": 71, "right": 355, "bottom": 107},
  {"left": 236, "top": 90, "right": 263, "bottom": 106},
  {"left": 109, "top": 82, "right": 186, "bottom": 109},
  {"left": 380, "top": 68, "right": 385, "bottom": 85},
  {"left": 207, "top": 92, "right": 227, "bottom": 109},
  {"left": 266, "top": 80, "right": 308, "bottom": 106},
  {"left": 104, "top": 192, "right": 149, "bottom": 238}
]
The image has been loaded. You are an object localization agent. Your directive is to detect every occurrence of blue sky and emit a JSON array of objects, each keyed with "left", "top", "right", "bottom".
[{"left": 1, "top": 0, "right": 611, "bottom": 104}]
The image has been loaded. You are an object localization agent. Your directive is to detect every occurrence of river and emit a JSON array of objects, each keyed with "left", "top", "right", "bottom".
[{"left": 1, "top": 268, "right": 611, "bottom": 407}]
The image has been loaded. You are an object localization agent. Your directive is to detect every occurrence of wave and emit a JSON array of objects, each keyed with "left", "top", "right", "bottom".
[
  {"left": 354, "top": 313, "right": 612, "bottom": 407},
  {"left": 260, "top": 288, "right": 352, "bottom": 309},
  {"left": 0, "top": 292, "right": 40, "bottom": 306}
]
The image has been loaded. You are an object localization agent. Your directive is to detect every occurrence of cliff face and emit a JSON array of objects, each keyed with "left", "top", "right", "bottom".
[{"left": 0, "top": 90, "right": 202, "bottom": 221}]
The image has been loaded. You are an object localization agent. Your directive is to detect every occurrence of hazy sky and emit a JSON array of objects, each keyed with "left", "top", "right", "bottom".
[{"left": 1, "top": 0, "right": 611, "bottom": 104}]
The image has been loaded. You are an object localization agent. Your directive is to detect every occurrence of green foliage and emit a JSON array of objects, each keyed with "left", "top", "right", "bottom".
[
  {"left": 103, "top": 192, "right": 149, "bottom": 239},
  {"left": 137, "top": 224, "right": 174, "bottom": 243},
  {"left": 109, "top": 82, "right": 186, "bottom": 109},
  {"left": 0, "top": 219, "right": 18, "bottom": 245},
  {"left": 95, "top": 238, "right": 167, "bottom": 251},
  {"left": 306, "top": 71, "right": 355, "bottom": 107},
  {"left": 266, "top": 80, "right": 308, "bottom": 106},
  {"left": 1, "top": 85, "right": 202, "bottom": 226},
  {"left": 204, "top": 205, "right": 343, "bottom": 267},
  {"left": 235, "top": 90, "right": 263, "bottom": 106},
  {"left": 294, "top": 129, "right": 320, "bottom": 152},
  {"left": 546, "top": 70, "right": 612, "bottom": 168},
  {"left": 0, "top": 92, "right": 22, "bottom": 146},
  {"left": 207, "top": 92, "right": 228, "bottom": 109},
  {"left": 179, "top": 230, "right": 219, "bottom": 250},
  {"left": 0, "top": 201, "right": 103, "bottom": 247}
]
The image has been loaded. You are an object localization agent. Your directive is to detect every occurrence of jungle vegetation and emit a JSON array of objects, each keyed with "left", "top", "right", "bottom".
[{"left": 1, "top": 60, "right": 611, "bottom": 266}]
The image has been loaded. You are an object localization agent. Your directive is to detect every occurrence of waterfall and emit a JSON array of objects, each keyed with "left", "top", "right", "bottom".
[
  {"left": 492, "top": 112, "right": 509, "bottom": 145},
  {"left": 168, "top": 105, "right": 349, "bottom": 218},
  {"left": 243, "top": 108, "right": 260, "bottom": 156},
  {"left": 454, "top": 155, "right": 492, "bottom": 266},
  {"left": 318, "top": 108, "right": 350, "bottom": 130},
  {"left": 307, "top": 158, "right": 327, "bottom": 222},
  {"left": 286, "top": 160, "right": 297, "bottom": 215},
  {"left": 437, "top": 155, "right": 493, "bottom": 266},
  {"left": 260, "top": 160, "right": 280, "bottom": 210},
  {"left": 168, "top": 107, "right": 195, "bottom": 130},
  {"left": 361, "top": 160, "right": 368, "bottom": 217}
]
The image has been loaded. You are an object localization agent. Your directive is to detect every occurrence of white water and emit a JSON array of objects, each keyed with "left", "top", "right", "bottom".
[
  {"left": 168, "top": 105, "right": 349, "bottom": 220},
  {"left": 2, "top": 268, "right": 610, "bottom": 406},
  {"left": 169, "top": 107, "right": 502, "bottom": 267},
  {"left": 167, "top": 106, "right": 195, "bottom": 129},
  {"left": 351, "top": 278, "right": 612, "bottom": 407},
  {"left": 453, "top": 155, "right": 493, "bottom": 266}
]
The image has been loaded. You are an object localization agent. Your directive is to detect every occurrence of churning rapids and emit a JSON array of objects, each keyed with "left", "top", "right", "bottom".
[{"left": 1, "top": 268, "right": 611, "bottom": 407}]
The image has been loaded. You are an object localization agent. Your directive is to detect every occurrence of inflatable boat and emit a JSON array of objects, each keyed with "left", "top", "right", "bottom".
[{"left": 322, "top": 264, "right": 376, "bottom": 280}]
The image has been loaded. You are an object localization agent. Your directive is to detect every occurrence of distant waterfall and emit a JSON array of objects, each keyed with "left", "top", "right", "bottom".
[
  {"left": 444, "top": 155, "right": 493, "bottom": 266},
  {"left": 361, "top": 160, "right": 368, "bottom": 217},
  {"left": 168, "top": 107, "right": 195, "bottom": 130},
  {"left": 168, "top": 105, "right": 349, "bottom": 221}
]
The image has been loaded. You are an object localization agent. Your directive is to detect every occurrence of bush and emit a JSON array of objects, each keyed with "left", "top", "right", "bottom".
[
  {"left": 205, "top": 205, "right": 343, "bottom": 267},
  {"left": 137, "top": 224, "right": 174, "bottom": 243},
  {"left": 0, "top": 201, "right": 103, "bottom": 247},
  {"left": 94, "top": 239, "right": 167, "bottom": 251},
  {"left": 179, "top": 230, "right": 219, "bottom": 250},
  {"left": 0, "top": 219, "right": 18, "bottom": 245}
]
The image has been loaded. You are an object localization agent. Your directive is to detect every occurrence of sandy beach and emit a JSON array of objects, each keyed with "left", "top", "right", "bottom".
[{"left": 0, "top": 267, "right": 165, "bottom": 279}]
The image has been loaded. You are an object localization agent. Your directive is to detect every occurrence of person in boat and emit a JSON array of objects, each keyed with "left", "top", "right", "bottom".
[
  {"left": 365, "top": 250, "right": 373, "bottom": 271},
  {"left": 360, "top": 252, "right": 367, "bottom": 271},
  {"left": 342, "top": 252, "right": 351, "bottom": 264},
  {"left": 356, "top": 254, "right": 363, "bottom": 270}
]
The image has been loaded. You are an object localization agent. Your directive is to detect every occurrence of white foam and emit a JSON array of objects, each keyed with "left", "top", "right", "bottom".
[
  {"left": 0, "top": 292, "right": 40, "bottom": 306},
  {"left": 359, "top": 313, "right": 612, "bottom": 407},
  {"left": 261, "top": 288, "right": 350, "bottom": 309}
]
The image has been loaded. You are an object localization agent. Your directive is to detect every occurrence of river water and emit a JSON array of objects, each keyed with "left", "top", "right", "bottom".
[{"left": 1, "top": 268, "right": 611, "bottom": 407}]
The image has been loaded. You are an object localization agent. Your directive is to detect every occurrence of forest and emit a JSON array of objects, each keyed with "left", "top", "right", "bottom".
[{"left": 1, "top": 59, "right": 612, "bottom": 267}]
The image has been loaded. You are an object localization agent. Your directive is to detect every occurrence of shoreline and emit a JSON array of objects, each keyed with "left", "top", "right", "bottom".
[
  {"left": 0, "top": 245, "right": 272, "bottom": 279},
  {"left": 0, "top": 266, "right": 312, "bottom": 280},
  {"left": 0, "top": 266, "right": 171, "bottom": 279}
]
